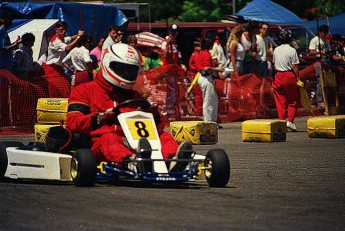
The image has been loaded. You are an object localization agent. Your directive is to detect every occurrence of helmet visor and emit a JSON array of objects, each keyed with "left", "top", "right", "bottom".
[{"left": 109, "top": 61, "right": 139, "bottom": 82}]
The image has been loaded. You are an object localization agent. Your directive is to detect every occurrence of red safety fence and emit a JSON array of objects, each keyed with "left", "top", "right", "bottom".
[
  {"left": 0, "top": 70, "right": 70, "bottom": 135},
  {"left": 1, "top": 62, "right": 345, "bottom": 135}
]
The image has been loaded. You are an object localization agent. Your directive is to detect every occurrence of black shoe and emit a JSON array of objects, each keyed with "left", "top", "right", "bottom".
[
  {"left": 217, "top": 124, "right": 223, "bottom": 129},
  {"left": 170, "top": 141, "right": 194, "bottom": 172},
  {"left": 137, "top": 138, "right": 152, "bottom": 172}
]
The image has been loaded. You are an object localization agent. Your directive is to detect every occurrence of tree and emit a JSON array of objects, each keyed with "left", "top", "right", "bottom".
[
  {"left": 315, "top": 0, "right": 345, "bottom": 17},
  {"left": 275, "top": 0, "right": 345, "bottom": 19},
  {"left": 180, "top": 0, "right": 227, "bottom": 22},
  {"left": 112, "top": 0, "right": 344, "bottom": 22}
]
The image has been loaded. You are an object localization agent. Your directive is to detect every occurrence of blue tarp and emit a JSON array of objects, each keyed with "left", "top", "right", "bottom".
[
  {"left": 0, "top": 2, "right": 128, "bottom": 45},
  {"left": 302, "top": 13, "right": 345, "bottom": 36},
  {"left": 236, "top": 0, "right": 303, "bottom": 24}
]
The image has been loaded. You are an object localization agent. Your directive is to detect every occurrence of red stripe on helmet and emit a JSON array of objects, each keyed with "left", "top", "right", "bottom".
[{"left": 105, "top": 66, "right": 131, "bottom": 84}]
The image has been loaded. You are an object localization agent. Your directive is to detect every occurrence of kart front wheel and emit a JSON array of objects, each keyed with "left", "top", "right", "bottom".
[
  {"left": 0, "top": 141, "right": 24, "bottom": 181},
  {"left": 204, "top": 149, "right": 230, "bottom": 187},
  {"left": 71, "top": 149, "right": 97, "bottom": 187}
]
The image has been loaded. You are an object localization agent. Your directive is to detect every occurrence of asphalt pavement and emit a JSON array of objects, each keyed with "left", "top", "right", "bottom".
[{"left": 0, "top": 116, "right": 345, "bottom": 230}]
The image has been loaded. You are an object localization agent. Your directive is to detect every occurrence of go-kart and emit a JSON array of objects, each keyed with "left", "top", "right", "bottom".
[{"left": 0, "top": 99, "right": 230, "bottom": 187}]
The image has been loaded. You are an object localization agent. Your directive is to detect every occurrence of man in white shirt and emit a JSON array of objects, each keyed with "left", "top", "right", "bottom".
[
  {"left": 255, "top": 23, "right": 273, "bottom": 77},
  {"left": 272, "top": 30, "right": 300, "bottom": 132},
  {"left": 309, "top": 24, "right": 331, "bottom": 60},
  {"left": 44, "top": 21, "right": 84, "bottom": 77},
  {"left": 101, "top": 25, "right": 120, "bottom": 58},
  {"left": 211, "top": 32, "right": 228, "bottom": 79},
  {"left": 308, "top": 24, "right": 330, "bottom": 106},
  {"left": 62, "top": 34, "right": 93, "bottom": 87}
]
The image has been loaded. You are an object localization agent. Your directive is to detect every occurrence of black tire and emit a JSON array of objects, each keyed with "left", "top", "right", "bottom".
[
  {"left": 0, "top": 141, "right": 24, "bottom": 181},
  {"left": 204, "top": 149, "right": 230, "bottom": 188},
  {"left": 70, "top": 149, "right": 97, "bottom": 187}
]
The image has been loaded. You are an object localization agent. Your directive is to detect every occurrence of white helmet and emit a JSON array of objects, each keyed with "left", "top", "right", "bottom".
[{"left": 101, "top": 43, "right": 140, "bottom": 89}]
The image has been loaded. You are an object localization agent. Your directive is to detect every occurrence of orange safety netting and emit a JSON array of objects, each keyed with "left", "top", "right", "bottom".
[
  {"left": 1, "top": 62, "right": 345, "bottom": 135},
  {"left": 0, "top": 70, "right": 70, "bottom": 135},
  {"left": 134, "top": 62, "right": 338, "bottom": 123}
]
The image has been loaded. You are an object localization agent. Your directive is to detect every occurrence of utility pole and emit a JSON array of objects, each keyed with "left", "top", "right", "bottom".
[{"left": 232, "top": 0, "right": 236, "bottom": 14}]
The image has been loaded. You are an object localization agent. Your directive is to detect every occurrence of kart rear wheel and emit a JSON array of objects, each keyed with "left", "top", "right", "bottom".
[
  {"left": 0, "top": 141, "right": 24, "bottom": 181},
  {"left": 204, "top": 149, "right": 230, "bottom": 187},
  {"left": 71, "top": 149, "right": 97, "bottom": 187}
]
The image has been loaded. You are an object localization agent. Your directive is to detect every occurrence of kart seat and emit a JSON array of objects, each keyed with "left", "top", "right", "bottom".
[
  {"left": 15, "top": 133, "right": 89, "bottom": 153},
  {"left": 18, "top": 142, "right": 46, "bottom": 151}
]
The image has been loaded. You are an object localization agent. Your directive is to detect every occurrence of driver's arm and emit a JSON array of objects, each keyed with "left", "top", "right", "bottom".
[{"left": 66, "top": 85, "right": 98, "bottom": 135}]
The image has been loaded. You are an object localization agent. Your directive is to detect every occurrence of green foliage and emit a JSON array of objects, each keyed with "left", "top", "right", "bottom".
[
  {"left": 111, "top": 0, "right": 344, "bottom": 22},
  {"left": 180, "top": 0, "right": 232, "bottom": 22},
  {"left": 315, "top": 0, "right": 345, "bottom": 17},
  {"left": 181, "top": 1, "right": 204, "bottom": 22}
]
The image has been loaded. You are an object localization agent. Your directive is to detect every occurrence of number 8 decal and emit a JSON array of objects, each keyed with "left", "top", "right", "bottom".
[{"left": 135, "top": 121, "right": 149, "bottom": 137}]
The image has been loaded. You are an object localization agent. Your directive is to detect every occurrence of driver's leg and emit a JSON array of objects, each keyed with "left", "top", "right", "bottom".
[
  {"left": 159, "top": 131, "right": 178, "bottom": 159},
  {"left": 91, "top": 132, "right": 133, "bottom": 162}
]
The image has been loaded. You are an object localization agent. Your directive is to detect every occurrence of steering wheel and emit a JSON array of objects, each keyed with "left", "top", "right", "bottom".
[{"left": 112, "top": 98, "right": 151, "bottom": 115}]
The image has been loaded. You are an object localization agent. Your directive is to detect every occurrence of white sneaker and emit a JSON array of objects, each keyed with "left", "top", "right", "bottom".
[{"left": 286, "top": 121, "right": 298, "bottom": 132}]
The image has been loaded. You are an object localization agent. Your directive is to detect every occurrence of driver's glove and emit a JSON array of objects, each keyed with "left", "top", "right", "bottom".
[{"left": 96, "top": 111, "right": 119, "bottom": 126}]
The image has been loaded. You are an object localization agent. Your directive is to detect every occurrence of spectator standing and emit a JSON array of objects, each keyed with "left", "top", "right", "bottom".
[
  {"left": 13, "top": 32, "right": 42, "bottom": 80},
  {"left": 309, "top": 24, "right": 331, "bottom": 61},
  {"left": 196, "top": 38, "right": 224, "bottom": 124},
  {"left": 188, "top": 39, "right": 201, "bottom": 73},
  {"left": 145, "top": 47, "right": 162, "bottom": 70},
  {"left": 255, "top": 23, "right": 271, "bottom": 76},
  {"left": 115, "top": 28, "right": 125, "bottom": 43},
  {"left": 242, "top": 21, "right": 259, "bottom": 74},
  {"left": 161, "top": 24, "right": 182, "bottom": 66},
  {"left": 211, "top": 32, "right": 229, "bottom": 79},
  {"left": 62, "top": 34, "right": 93, "bottom": 87},
  {"left": 241, "top": 27, "right": 252, "bottom": 74},
  {"left": 308, "top": 24, "right": 331, "bottom": 106},
  {"left": 101, "top": 25, "right": 119, "bottom": 58},
  {"left": 272, "top": 30, "right": 300, "bottom": 132},
  {"left": 0, "top": 11, "right": 21, "bottom": 71},
  {"left": 90, "top": 36, "right": 106, "bottom": 65},
  {"left": 211, "top": 32, "right": 228, "bottom": 67},
  {"left": 188, "top": 38, "right": 203, "bottom": 116},
  {"left": 226, "top": 25, "right": 246, "bottom": 79},
  {"left": 127, "top": 34, "right": 144, "bottom": 68},
  {"left": 160, "top": 24, "right": 183, "bottom": 115},
  {"left": 44, "top": 21, "right": 84, "bottom": 77},
  {"left": 330, "top": 34, "right": 345, "bottom": 64}
]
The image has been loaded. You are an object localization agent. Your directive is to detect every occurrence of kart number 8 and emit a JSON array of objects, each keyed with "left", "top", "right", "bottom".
[{"left": 126, "top": 119, "right": 157, "bottom": 140}]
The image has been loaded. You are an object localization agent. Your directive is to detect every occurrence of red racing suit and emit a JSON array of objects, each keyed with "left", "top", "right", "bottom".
[{"left": 66, "top": 72, "right": 178, "bottom": 162}]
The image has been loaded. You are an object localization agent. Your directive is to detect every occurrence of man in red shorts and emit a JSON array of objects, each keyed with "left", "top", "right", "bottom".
[{"left": 272, "top": 30, "right": 300, "bottom": 132}]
